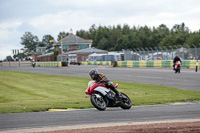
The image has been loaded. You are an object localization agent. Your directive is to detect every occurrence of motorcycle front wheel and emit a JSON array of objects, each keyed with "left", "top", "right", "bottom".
[
  {"left": 90, "top": 92, "right": 107, "bottom": 111},
  {"left": 120, "top": 93, "right": 132, "bottom": 109}
]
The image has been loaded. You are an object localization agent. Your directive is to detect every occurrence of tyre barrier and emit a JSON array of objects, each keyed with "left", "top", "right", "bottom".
[
  {"left": 35, "top": 62, "right": 62, "bottom": 67},
  {"left": 81, "top": 61, "right": 111, "bottom": 66},
  {"left": 81, "top": 60, "right": 199, "bottom": 69},
  {"left": 116, "top": 60, "right": 200, "bottom": 68}
]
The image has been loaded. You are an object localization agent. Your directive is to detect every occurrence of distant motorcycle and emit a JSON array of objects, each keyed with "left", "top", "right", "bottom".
[
  {"left": 32, "top": 62, "right": 35, "bottom": 68},
  {"left": 174, "top": 61, "right": 181, "bottom": 73},
  {"left": 85, "top": 81, "right": 132, "bottom": 111}
]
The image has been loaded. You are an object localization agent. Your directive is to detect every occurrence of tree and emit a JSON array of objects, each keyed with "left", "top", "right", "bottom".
[
  {"left": 20, "top": 32, "right": 39, "bottom": 55},
  {"left": 94, "top": 26, "right": 109, "bottom": 48},
  {"left": 186, "top": 32, "right": 200, "bottom": 47},
  {"left": 74, "top": 23, "right": 199, "bottom": 52},
  {"left": 57, "top": 32, "right": 69, "bottom": 41},
  {"left": 97, "top": 37, "right": 109, "bottom": 50},
  {"left": 41, "top": 35, "right": 54, "bottom": 48},
  {"left": 13, "top": 52, "right": 26, "bottom": 61},
  {"left": 109, "top": 26, "right": 122, "bottom": 51},
  {"left": 6, "top": 56, "right": 13, "bottom": 61}
]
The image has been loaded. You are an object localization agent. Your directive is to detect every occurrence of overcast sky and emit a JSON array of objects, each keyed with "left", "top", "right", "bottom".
[{"left": 0, "top": 0, "right": 200, "bottom": 60}]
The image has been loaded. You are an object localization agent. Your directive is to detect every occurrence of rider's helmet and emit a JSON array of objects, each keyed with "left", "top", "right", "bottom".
[{"left": 89, "top": 69, "right": 98, "bottom": 80}]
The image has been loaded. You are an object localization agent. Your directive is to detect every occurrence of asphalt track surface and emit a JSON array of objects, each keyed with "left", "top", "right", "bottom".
[
  {"left": 0, "top": 65, "right": 200, "bottom": 132},
  {"left": 0, "top": 65, "right": 199, "bottom": 91}
]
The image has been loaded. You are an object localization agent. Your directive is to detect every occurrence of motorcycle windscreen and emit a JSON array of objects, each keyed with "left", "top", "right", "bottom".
[{"left": 88, "top": 80, "right": 95, "bottom": 87}]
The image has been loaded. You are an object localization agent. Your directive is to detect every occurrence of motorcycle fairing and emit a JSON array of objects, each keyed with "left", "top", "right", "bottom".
[{"left": 94, "top": 87, "right": 110, "bottom": 96}]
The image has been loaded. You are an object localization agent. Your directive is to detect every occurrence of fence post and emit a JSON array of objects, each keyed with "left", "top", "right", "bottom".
[
  {"left": 186, "top": 44, "right": 190, "bottom": 60},
  {"left": 159, "top": 47, "right": 163, "bottom": 60},
  {"left": 145, "top": 47, "right": 149, "bottom": 60},
  {"left": 154, "top": 47, "right": 158, "bottom": 60},
  {"left": 169, "top": 46, "right": 174, "bottom": 60},
  {"left": 174, "top": 45, "right": 178, "bottom": 57},
  {"left": 192, "top": 44, "right": 197, "bottom": 60},
  {"left": 137, "top": 48, "right": 142, "bottom": 60},
  {"left": 149, "top": 47, "right": 154, "bottom": 60},
  {"left": 141, "top": 48, "right": 145, "bottom": 60},
  {"left": 164, "top": 46, "right": 168, "bottom": 60}
]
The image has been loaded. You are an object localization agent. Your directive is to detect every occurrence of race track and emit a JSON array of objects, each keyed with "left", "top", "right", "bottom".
[
  {"left": 0, "top": 65, "right": 199, "bottom": 91},
  {"left": 0, "top": 65, "right": 200, "bottom": 132}
]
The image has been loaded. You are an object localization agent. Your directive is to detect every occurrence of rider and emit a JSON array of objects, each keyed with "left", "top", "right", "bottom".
[
  {"left": 173, "top": 54, "right": 182, "bottom": 69},
  {"left": 89, "top": 69, "right": 121, "bottom": 100}
]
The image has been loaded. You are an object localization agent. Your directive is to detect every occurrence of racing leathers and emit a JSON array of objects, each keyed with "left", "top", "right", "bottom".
[
  {"left": 95, "top": 73, "right": 120, "bottom": 97},
  {"left": 173, "top": 56, "right": 182, "bottom": 69}
]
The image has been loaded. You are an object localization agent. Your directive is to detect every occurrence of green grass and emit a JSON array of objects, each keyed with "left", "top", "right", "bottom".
[{"left": 0, "top": 71, "right": 200, "bottom": 113}]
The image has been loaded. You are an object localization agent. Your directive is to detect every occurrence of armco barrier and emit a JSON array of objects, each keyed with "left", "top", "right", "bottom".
[
  {"left": 189, "top": 60, "right": 199, "bottom": 69},
  {"left": 81, "top": 61, "right": 111, "bottom": 66},
  {"left": 36, "top": 62, "right": 62, "bottom": 67},
  {"left": 154, "top": 61, "right": 162, "bottom": 67},
  {"left": 133, "top": 61, "right": 140, "bottom": 67},
  {"left": 146, "top": 61, "right": 154, "bottom": 67},
  {"left": 162, "top": 61, "right": 172, "bottom": 68},
  {"left": 182, "top": 60, "right": 190, "bottom": 68},
  {"left": 81, "top": 60, "right": 199, "bottom": 69},
  {"left": 139, "top": 61, "right": 146, "bottom": 67},
  {"left": 116, "top": 60, "right": 199, "bottom": 68}
]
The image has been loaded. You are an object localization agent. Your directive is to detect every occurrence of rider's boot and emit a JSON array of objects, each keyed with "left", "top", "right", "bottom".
[{"left": 107, "top": 83, "right": 122, "bottom": 101}]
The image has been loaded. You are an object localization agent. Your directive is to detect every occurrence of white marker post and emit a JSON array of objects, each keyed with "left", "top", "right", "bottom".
[{"left": 196, "top": 60, "right": 198, "bottom": 72}]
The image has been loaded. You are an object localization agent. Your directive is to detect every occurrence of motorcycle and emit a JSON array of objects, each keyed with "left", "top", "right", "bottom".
[
  {"left": 174, "top": 61, "right": 181, "bottom": 73},
  {"left": 32, "top": 62, "right": 35, "bottom": 68},
  {"left": 85, "top": 81, "right": 132, "bottom": 111}
]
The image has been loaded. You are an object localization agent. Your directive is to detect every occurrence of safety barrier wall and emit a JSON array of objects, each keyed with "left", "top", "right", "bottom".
[
  {"left": 81, "top": 61, "right": 111, "bottom": 66},
  {"left": 81, "top": 60, "right": 199, "bottom": 68},
  {"left": 116, "top": 60, "right": 200, "bottom": 69},
  {"left": 36, "top": 62, "right": 62, "bottom": 67},
  {"left": 2, "top": 61, "right": 31, "bottom": 66}
]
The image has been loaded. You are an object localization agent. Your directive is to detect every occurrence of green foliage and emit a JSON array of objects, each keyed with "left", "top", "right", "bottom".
[
  {"left": 57, "top": 31, "right": 69, "bottom": 41},
  {"left": 13, "top": 52, "right": 26, "bottom": 60},
  {"left": 6, "top": 56, "right": 14, "bottom": 61},
  {"left": 76, "top": 23, "right": 199, "bottom": 51},
  {"left": 20, "top": 32, "right": 39, "bottom": 54},
  {"left": 0, "top": 71, "right": 200, "bottom": 113},
  {"left": 41, "top": 35, "right": 54, "bottom": 49}
]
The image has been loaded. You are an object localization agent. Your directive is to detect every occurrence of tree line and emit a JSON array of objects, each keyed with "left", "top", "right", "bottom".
[
  {"left": 6, "top": 22, "right": 199, "bottom": 61},
  {"left": 76, "top": 23, "right": 200, "bottom": 51}
]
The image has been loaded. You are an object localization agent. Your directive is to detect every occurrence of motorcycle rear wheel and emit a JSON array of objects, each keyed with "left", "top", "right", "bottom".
[
  {"left": 120, "top": 93, "right": 132, "bottom": 109},
  {"left": 91, "top": 92, "right": 107, "bottom": 111},
  {"left": 178, "top": 67, "right": 180, "bottom": 73}
]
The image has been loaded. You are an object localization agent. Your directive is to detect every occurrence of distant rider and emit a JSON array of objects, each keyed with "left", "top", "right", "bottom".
[
  {"left": 32, "top": 60, "right": 35, "bottom": 68},
  {"left": 89, "top": 69, "right": 121, "bottom": 100},
  {"left": 173, "top": 54, "right": 182, "bottom": 69}
]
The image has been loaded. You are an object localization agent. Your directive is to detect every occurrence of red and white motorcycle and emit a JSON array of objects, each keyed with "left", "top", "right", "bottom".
[
  {"left": 174, "top": 61, "right": 182, "bottom": 73},
  {"left": 85, "top": 81, "right": 132, "bottom": 111}
]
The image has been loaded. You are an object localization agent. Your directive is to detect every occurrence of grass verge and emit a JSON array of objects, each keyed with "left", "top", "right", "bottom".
[{"left": 0, "top": 71, "right": 200, "bottom": 113}]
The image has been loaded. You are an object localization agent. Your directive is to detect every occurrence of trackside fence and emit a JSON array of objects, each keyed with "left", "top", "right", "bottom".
[
  {"left": 2, "top": 61, "right": 63, "bottom": 67},
  {"left": 36, "top": 62, "right": 62, "bottom": 67},
  {"left": 116, "top": 60, "right": 199, "bottom": 68},
  {"left": 2, "top": 61, "right": 31, "bottom": 66},
  {"left": 82, "top": 61, "right": 111, "bottom": 66},
  {"left": 81, "top": 60, "right": 199, "bottom": 69}
]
